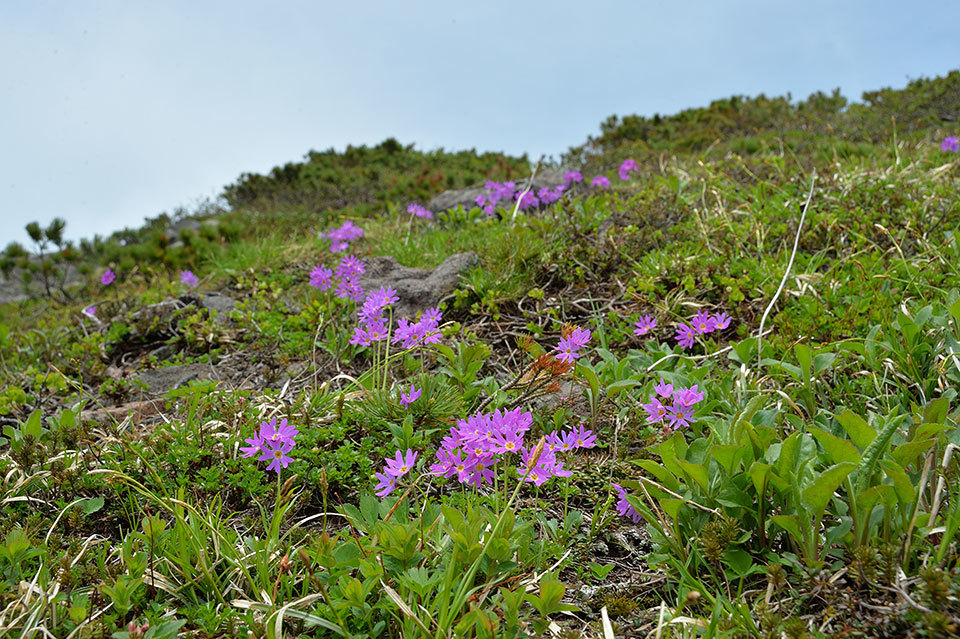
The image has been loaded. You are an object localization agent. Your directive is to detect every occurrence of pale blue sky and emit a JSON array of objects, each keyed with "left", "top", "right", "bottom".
[{"left": 2, "top": 1, "right": 958, "bottom": 246}]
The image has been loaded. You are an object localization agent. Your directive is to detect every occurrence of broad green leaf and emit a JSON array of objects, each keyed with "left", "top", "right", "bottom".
[
  {"left": 710, "top": 444, "right": 746, "bottom": 476},
  {"left": 732, "top": 395, "right": 766, "bottom": 443},
  {"left": 676, "top": 460, "right": 709, "bottom": 494},
  {"left": 770, "top": 515, "right": 804, "bottom": 545},
  {"left": 722, "top": 548, "right": 756, "bottom": 578},
  {"left": 635, "top": 460, "right": 680, "bottom": 492},
  {"left": 576, "top": 364, "right": 600, "bottom": 403},
  {"left": 879, "top": 460, "right": 916, "bottom": 505},
  {"left": 658, "top": 498, "right": 683, "bottom": 520},
  {"left": 23, "top": 410, "right": 42, "bottom": 439},
  {"left": 949, "top": 296, "right": 960, "bottom": 325},
  {"left": 914, "top": 423, "right": 952, "bottom": 442},
  {"left": 808, "top": 427, "right": 861, "bottom": 464},
  {"left": 891, "top": 439, "right": 936, "bottom": 468},
  {"left": 79, "top": 497, "right": 104, "bottom": 515},
  {"left": 655, "top": 434, "right": 687, "bottom": 482},
  {"left": 606, "top": 379, "right": 641, "bottom": 398},
  {"left": 836, "top": 410, "right": 875, "bottom": 449},
  {"left": 747, "top": 462, "right": 772, "bottom": 495},
  {"left": 922, "top": 398, "right": 950, "bottom": 426},
  {"left": 801, "top": 462, "right": 856, "bottom": 516},
  {"left": 813, "top": 352, "right": 837, "bottom": 375}
]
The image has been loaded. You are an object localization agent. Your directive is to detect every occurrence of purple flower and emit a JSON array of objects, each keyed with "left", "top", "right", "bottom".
[
  {"left": 642, "top": 395, "right": 667, "bottom": 424},
  {"left": 82, "top": 305, "right": 97, "bottom": 317},
  {"left": 429, "top": 448, "right": 463, "bottom": 478},
  {"left": 335, "top": 278, "right": 365, "bottom": 303},
  {"left": 259, "top": 417, "right": 299, "bottom": 447},
  {"left": 653, "top": 379, "right": 673, "bottom": 399},
  {"left": 374, "top": 472, "right": 397, "bottom": 497},
  {"left": 675, "top": 324, "right": 696, "bottom": 350},
  {"left": 665, "top": 402, "right": 694, "bottom": 430},
  {"left": 335, "top": 254, "right": 365, "bottom": 280},
  {"left": 538, "top": 187, "right": 561, "bottom": 205},
  {"left": 566, "top": 424, "right": 596, "bottom": 449},
  {"left": 239, "top": 432, "right": 264, "bottom": 458},
  {"left": 384, "top": 449, "right": 418, "bottom": 478},
  {"left": 554, "top": 326, "right": 592, "bottom": 363},
  {"left": 515, "top": 191, "right": 540, "bottom": 211},
  {"left": 941, "top": 136, "right": 959, "bottom": 153},
  {"left": 327, "top": 221, "right": 364, "bottom": 253},
  {"left": 712, "top": 312, "right": 731, "bottom": 330},
  {"left": 673, "top": 385, "right": 704, "bottom": 407},
  {"left": 634, "top": 315, "right": 656, "bottom": 336},
  {"left": 489, "top": 430, "right": 524, "bottom": 454},
  {"left": 690, "top": 310, "right": 717, "bottom": 335},
  {"left": 591, "top": 175, "right": 610, "bottom": 188},
  {"left": 100, "top": 268, "right": 115, "bottom": 286},
  {"left": 618, "top": 159, "right": 637, "bottom": 181},
  {"left": 400, "top": 384, "right": 421, "bottom": 408},
  {"left": 259, "top": 439, "right": 295, "bottom": 474},
  {"left": 310, "top": 265, "right": 333, "bottom": 290},
  {"left": 563, "top": 170, "right": 583, "bottom": 185},
  {"left": 475, "top": 194, "right": 488, "bottom": 207},
  {"left": 612, "top": 483, "right": 643, "bottom": 523},
  {"left": 407, "top": 203, "right": 434, "bottom": 219},
  {"left": 358, "top": 287, "right": 399, "bottom": 321},
  {"left": 180, "top": 270, "right": 199, "bottom": 287}
]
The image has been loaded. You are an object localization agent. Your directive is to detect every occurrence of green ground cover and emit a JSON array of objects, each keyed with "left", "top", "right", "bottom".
[{"left": 0, "top": 71, "right": 959, "bottom": 638}]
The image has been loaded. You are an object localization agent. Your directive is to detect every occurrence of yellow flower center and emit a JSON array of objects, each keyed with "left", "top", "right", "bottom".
[
  {"left": 505, "top": 442, "right": 515, "bottom": 450},
  {"left": 400, "top": 465, "right": 408, "bottom": 473},
  {"left": 274, "top": 451, "right": 282, "bottom": 458}
]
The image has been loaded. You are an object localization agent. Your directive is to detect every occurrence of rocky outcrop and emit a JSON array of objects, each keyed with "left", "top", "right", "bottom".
[{"left": 355, "top": 252, "right": 480, "bottom": 317}]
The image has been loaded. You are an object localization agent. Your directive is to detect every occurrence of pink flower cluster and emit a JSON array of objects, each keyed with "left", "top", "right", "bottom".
[
  {"left": 563, "top": 170, "right": 583, "bottom": 185},
  {"left": 591, "top": 175, "right": 610, "bottom": 188},
  {"left": 327, "top": 220, "right": 364, "bottom": 253},
  {"left": 942, "top": 136, "right": 959, "bottom": 153},
  {"left": 240, "top": 417, "right": 299, "bottom": 474},
  {"left": 642, "top": 378, "right": 704, "bottom": 430},
  {"left": 619, "top": 158, "right": 638, "bottom": 181},
  {"left": 554, "top": 326, "right": 592, "bottom": 363},
  {"left": 101, "top": 268, "right": 115, "bottom": 286},
  {"left": 350, "top": 286, "right": 399, "bottom": 346},
  {"left": 422, "top": 408, "right": 593, "bottom": 491},
  {"left": 475, "top": 181, "right": 517, "bottom": 216},
  {"left": 310, "top": 254, "right": 366, "bottom": 302},
  {"left": 675, "top": 310, "right": 731, "bottom": 350},
  {"left": 407, "top": 203, "right": 434, "bottom": 219},
  {"left": 393, "top": 307, "right": 443, "bottom": 349}
]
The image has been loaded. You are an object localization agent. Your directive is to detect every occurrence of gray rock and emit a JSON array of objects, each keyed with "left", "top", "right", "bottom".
[
  {"left": 199, "top": 294, "right": 235, "bottom": 314},
  {"left": 426, "top": 169, "right": 573, "bottom": 213},
  {"left": 355, "top": 252, "right": 480, "bottom": 317},
  {"left": 136, "top": 363, "right": 218, "bottom": 395}
]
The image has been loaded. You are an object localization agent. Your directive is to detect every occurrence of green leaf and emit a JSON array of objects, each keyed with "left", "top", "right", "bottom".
[
  {"left": 23, "top": 410, "right": 42, "bottom": 439},
  {"left": 813, "top": 352, "right": 837, "bottom": 375},
  {"left": 855, "top": 414, "right": 905, "bottom": 495},
  {"left": 654, "top": 435, "right": 686, "bottom": 482},
  {"left": 891, "top": 439, "right": 936, "bottom": 468},
  {"left": 635, "top": 460, "right": 680, "bottom": 492},
  {"left": 801, "top": 462, "right": 856, "bottom": 516},
  {"left": 676, "top": 460, "right": 709, "bottom": 495},
  {"left": 576, "top": 364, "right": 600, "bottom": 403},
  {"left": 949, "top": 296, "right": 960, "bottom": 325},
  {"left": 606, "top": 378, "right": 641, "bottom": 398},
  {"left": 709, "top": 444, "right": 746, "bottom": 476},
  {"left": 808, "top": 427, "right": 861, "bottom": 464},
  {"left": 922, "top": 398, "right": 951, "bottom": 426},
  {"left": 722, "top": 548, "right": 756, "bottom": 578},
  {"left": 795, "top": 343, "right": 812, "bottom": 384},
  {"left": 747, "top": 461, "right": 772, "bottom": 495},
  {"left": 659, "top": 498, "right": 683, "bottom": 520},
  {"left": 79, "top": 497, "right": 105, "bottom": 515},
  {"left": 836, "top": 409, "right": 875, "bottom": 449},
  {"left": 770, "top": 515, "right": 804, "bottom": 545},
  {"left": 879, "top": 460, "right": 916, "bottom": 505}
]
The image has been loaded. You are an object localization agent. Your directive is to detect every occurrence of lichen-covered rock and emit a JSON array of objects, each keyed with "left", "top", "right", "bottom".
[{"left": 355, "top": 252, "right": 480, "bottom": 317}]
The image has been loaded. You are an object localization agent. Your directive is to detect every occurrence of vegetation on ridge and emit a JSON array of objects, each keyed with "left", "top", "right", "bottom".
[{"left": 0, "top": 70, "right": 959, "bottom": 638}]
